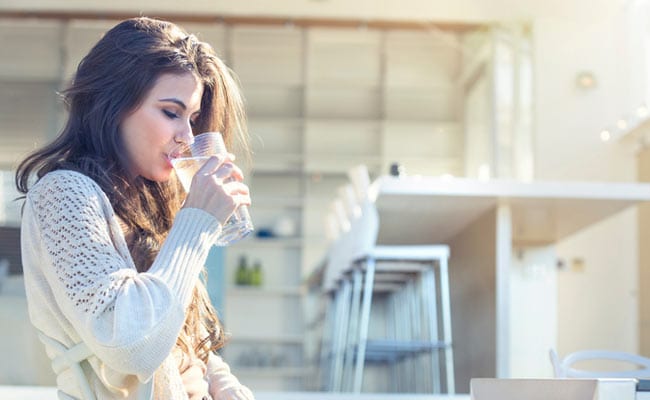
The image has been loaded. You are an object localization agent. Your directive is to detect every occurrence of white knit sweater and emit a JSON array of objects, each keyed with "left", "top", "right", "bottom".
[{"left": 20, "top": 170, "right": 254, "bottom": 399}]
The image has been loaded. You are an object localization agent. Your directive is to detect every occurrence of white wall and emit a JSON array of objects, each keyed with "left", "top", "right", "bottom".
[
  {"left": 533, "top": 13, "right": 636, "bottom": 182},
  {"left": 532, "top": 7, "right": 640, "bottom": 357},
  {"left": 556, "top": 209, "right": 639, "bottom": 354},
  {"left": 509, "top": 246, "right": 558, "bottom": 377}
]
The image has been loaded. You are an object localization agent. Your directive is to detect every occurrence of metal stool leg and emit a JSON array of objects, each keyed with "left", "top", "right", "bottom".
[
  {"left": 423, "top": 267, "right": 441, "bottom": 393},
  {"left": 326, "top": 285, "right": 343, "bottom": 391},
  {"left": 395, "top": 286, "right": 407, "bottom": 392},
  {"left": 353, "top": 256, "right": 376, "bottom": 393},
  {"left": 388, "top": 293, "right": 398, "bottom": 392},
  {"left": 417, "top": 270, "right": 432, "bottom": 393},
  {"left": 403, "top": 280, "right": 416, "bottom": 392},
  {"left": 439, "top": 257, "right": 455, "bottom": 394},
  {"left": 342, "top": 268, "right": 362, "bottom": 391},
  {"left": 319, "top": 292, "right": 335, "bottom": 390},
  {"left": 332, "top": 278, "right": 352, "bottom": 391}
]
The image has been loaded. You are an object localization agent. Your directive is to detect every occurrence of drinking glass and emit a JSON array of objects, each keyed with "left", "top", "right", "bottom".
[{"left": 172, "top": 132, "right": 254, "bottom": 246}]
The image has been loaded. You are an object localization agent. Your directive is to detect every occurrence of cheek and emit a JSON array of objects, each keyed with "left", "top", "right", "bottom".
[
  {"left": 130, "top": 117, "right": 159, "bottom": 147},
  {"left": 144, "top": 115, "right": 173, "bottom": 144},
  {"left": 121, "top": 126, "right": 152, "bottom": 169}
]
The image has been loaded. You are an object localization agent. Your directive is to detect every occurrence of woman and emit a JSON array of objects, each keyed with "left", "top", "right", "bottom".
[{"left": 16, "top": 17, "right": 254, "bottom": 400}]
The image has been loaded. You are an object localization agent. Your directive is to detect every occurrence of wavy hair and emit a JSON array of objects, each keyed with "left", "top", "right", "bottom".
[{"left": 15, "top": 17, "right": 248, "bottom": 363}]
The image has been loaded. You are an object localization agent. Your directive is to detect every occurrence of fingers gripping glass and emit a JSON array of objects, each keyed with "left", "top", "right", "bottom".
[{"left": 171, "top": 132, "right": 253, "bottom": 246}]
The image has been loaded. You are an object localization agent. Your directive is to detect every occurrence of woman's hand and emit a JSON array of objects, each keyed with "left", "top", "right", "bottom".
[
  {"left": 174, "top": 348, "right": 212, "bottom": 400},
  {"left": 181, "top": 359, "right": 211, "bottom": 400},
  {"left": 182, "top": 154, "right": 251, "bottom": 226}
]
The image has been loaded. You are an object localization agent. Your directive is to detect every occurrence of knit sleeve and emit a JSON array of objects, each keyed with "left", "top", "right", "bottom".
[
  {"left": 206, "top": 353, "right": 255, "bottom": 400},
  {"left": 23, "top": 170, "right": 222, "bottom": 381}
]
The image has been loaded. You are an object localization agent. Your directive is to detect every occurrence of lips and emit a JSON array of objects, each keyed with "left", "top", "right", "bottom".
[{"left": 163, "top": 156, "right": 173, "bottom": 169}]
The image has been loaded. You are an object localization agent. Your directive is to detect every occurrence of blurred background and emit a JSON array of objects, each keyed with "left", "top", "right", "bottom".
[{"left": 1, "top": 0, "right": 650, "bottom": 396}]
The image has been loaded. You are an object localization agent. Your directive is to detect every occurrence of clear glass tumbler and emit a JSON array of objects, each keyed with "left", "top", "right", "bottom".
[{"left": 171, "top": 132, "right": 254, "bottom": 246}]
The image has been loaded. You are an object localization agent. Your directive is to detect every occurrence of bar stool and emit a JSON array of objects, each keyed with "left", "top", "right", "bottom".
[
  {"left": 344, "top": 245, "right": 455, "bottom": 394},
  {"left": 320, "top": 166, "right": 455, "bottom": 393}
]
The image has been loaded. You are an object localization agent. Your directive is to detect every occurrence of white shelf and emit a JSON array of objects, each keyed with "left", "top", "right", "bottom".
[
  {"left": 231, "top": 366, "right": 312, "bottom": 378},
  {"left": 253, "top": 152, "right": 303, "bottom": 162},
  {"left": 233, "top": 236, "right": 303, "bottom": 248},
  {"left": 303, "top": 155, "right": 382, "bottom": 174},
  {"left": 229, "top": 333, "right": 304, "bottom": 344},
  {"left": 249, "top": 116, "right": 304, "bottom": 125},
  {"left": 382, "top": 155, "right": 462, "bottom": 165},
  {"left": 301, "top": 235, "right": 328, "bottom": 246},
  {"left": 373, "top": 175, "right": 650, "bottom": 245},
  {"left": 303, "top": 116, "right": 381, "bottom": 124},
  {"left": 250, "top": 167, "right": 302, "bottom": 176},
  {"left": 307, "top": 81, "right": 382, "bottom": 89},
  {"left": 227, "top": 286, "right": 304, "bottom": 297},
  {"left": 250, "top": 196, "right": 304, "bottom": 208}
]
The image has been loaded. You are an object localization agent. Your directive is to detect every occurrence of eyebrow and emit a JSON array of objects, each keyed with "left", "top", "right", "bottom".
[
  {"left": 159, "top": 98, "right": 187, "bottom": 110},
  {"left": 159, "top": 98, "right": 201, "bottom": 116}
]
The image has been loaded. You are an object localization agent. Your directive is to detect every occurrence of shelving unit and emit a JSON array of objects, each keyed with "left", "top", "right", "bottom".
[{"left": 215, "top": 23, "right": 477, "bottom": 392}]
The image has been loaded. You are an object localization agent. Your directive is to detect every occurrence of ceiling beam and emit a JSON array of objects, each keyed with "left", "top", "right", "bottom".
[{"left": 0, "top": 10, "right": 484, "bottom": 32}]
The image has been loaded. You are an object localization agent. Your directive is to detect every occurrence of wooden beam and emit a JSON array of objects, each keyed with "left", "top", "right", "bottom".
[{"left": 0, "top": 10, "right": 483, "bottom": 32}]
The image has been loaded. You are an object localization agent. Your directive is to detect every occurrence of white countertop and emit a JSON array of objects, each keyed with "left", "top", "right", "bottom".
[{"left": 371, "top": 176, "right": 650, "bottom": 245}]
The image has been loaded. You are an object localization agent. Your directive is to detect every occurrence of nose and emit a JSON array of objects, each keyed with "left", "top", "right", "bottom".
[{"left": 175, "top": 123, "right": 195, "bottom": 146}]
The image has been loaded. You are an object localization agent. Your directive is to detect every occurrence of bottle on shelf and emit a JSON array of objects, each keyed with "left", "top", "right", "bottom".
[
  {"left": 251, "top": 260, "right": 263, "bottom": 287},
  {"left": 235, "top": 256, "right": 249, "bottom": 286}
]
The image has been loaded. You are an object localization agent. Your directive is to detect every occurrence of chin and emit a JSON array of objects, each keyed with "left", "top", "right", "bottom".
[
  {"left": 143, "top": 170, "right": 173, "bottom": 183},
  {"left": 155, "top": 174, "right": 173, "bottom": 183}
]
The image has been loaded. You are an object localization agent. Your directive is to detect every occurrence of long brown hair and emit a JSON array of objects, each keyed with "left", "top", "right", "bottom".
[{"left": 15, "top": 17, "right": 248, "bottom": 363}]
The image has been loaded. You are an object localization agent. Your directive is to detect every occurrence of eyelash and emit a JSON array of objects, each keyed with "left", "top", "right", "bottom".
[
  {"left": 163, "top": 109, "right": 198, "bottom": 128},
  {"left": 163, "top": 110, "right": 179, "bottom": 119}
]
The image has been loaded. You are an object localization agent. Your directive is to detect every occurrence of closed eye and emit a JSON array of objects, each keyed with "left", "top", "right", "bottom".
[{"left": 163, "top": 110, "right": 179, "bottom": 119}]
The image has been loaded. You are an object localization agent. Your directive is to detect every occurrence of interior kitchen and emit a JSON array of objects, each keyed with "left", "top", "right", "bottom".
[{"left": 1, "top": 1, "right": 650, "bottom": 399}]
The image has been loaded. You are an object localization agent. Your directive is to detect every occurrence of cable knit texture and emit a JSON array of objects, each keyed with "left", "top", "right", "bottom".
[{"left": 20, "top": 170, "right": 254, "bottom": 399}]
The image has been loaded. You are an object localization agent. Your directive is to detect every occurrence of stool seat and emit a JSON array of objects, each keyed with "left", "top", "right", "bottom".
[{"left": 358, "top": 245, "right": 450, "bottom": 262}]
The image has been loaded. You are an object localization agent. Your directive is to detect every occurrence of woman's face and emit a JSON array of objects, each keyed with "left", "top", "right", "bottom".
[{"left": 120, "top": 72, "right": 203, "bottom": 181}]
